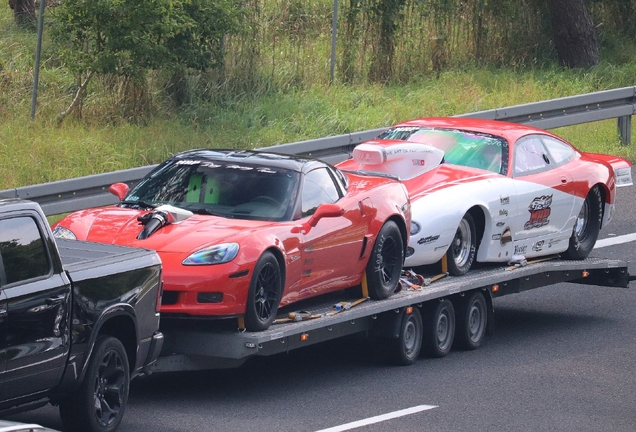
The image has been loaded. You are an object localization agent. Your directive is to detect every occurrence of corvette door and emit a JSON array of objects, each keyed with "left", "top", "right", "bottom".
[
  {"left": 298, "top": 168, "right": 367, "bottom": 297},
  {"left": 511, "top": 135, "right": 576, "bottom": 244}
]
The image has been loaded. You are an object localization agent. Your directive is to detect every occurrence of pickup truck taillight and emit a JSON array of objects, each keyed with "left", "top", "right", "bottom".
[{"left": 156, "top": 279, "right": 164, "bottom": 313}]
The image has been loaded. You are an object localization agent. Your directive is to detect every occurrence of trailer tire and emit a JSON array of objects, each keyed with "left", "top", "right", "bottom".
[
  {"left": 562, "top": 186, "right": 602, "bottom": 260},
  {"left": 421, "top": 298, "right": 455, "bottom": 358},
  {"left": 59, "top": 336, "right": 130, "bottom": 432},
  {"left": 245, "top": 251, "right": 282, "bottom": 332},
  {"left": 366, "top": 221, "right": 404, "bottom": 300},
  {"left": 446, "top": 212, "right": 477, "bottom": 276},
  {"left": 454, "top": 291, "right": 487, "bottom": 350},
  {"left": 386, "top": 308, "right": 423, "bottom": 365}
]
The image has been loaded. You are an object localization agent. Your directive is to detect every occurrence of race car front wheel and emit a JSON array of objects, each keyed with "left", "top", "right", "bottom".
[
  {"left": 245, "top": 251, "right": 282, "bottom": 331},
  {"left": 446, "top": 212, "right": 477, "bottom": 276},
  {"left": 563, "top": 186, "right": 602, "bottom": 260},
  {"left": 366, "top": 220, "right": 404, "bottom": 300}
]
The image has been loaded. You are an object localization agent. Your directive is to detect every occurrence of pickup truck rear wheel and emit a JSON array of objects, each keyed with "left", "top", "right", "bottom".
[
  {"left": 245, "top": 251, "right": 282, "bottom": 332},
  {"left": 59, "top": 336, "right": 130, "bottom": 432},
  {"left": 421, "top": 298, "right": 455, "bottom": 358},
  {"left": 366, "top": 221, "right": 404, "bottom": 300}
]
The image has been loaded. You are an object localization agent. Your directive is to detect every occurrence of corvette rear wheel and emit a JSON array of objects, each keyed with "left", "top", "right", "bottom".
[
  {"left": 563, "top": 186, "right": 602, "bottom": 260},
  {"left": 446, "top": 212, "right": 477, "bottom": 276},
  {"left": 366, "top": 221, "right": 404, "bottom": 300},
  {"left": 245, "top": 252, "right": 282, "bottom": 331}
]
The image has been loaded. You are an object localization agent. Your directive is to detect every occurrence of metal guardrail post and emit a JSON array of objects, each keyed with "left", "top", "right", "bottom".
[{"left": 618, "top": 116, "right": 632, "bottom": 145}]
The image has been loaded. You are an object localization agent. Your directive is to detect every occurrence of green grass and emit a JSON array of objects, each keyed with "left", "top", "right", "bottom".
[{"left": 1, "top": 7, "right": 635, "bottom": 191}]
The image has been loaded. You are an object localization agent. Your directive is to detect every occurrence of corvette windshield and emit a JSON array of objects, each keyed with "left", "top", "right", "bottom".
[
  {"left": 378, "top": 127, "right": 507, "bottom": 174},
  {"left": 124, "top": 159, "right": 300, "bottom": 221}
]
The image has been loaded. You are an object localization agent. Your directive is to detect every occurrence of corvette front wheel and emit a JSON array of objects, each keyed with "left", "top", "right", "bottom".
[
  {"left": 563, "top": 186, "right": 602, "bottom": 260},
  {"left": 366, "top": 221, "right": 404, "bottom": 300},
  {"left": 446, "top": 212, "right": 477, "bottom": 276},
  {"left": 245, "top": 251, "right": 282, "bottom": 331}
]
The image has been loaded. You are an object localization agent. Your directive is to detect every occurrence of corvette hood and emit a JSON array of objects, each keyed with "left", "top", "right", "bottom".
[{"left": 66, "top": 207, "right": 275, "bottom": 253}]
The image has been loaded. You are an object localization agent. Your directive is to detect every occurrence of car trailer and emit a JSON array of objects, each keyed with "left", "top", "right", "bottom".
[{"left": 152, "top": 257, "right": 633, "bottom": 372}]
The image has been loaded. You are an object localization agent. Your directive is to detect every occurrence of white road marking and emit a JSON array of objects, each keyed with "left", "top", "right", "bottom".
[
  {"left": 594, "top": 233, "right": 636, "bottom": 249},
  {"left": 314, "top": 405, "right": 438, "bottom": 432}
]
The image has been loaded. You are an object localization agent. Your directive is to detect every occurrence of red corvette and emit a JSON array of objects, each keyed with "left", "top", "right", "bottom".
[{"left": 52, "top": 150, "right": 410, "bottom": 331}]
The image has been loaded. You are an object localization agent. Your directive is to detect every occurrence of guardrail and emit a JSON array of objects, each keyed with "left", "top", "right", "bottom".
[{"left": 2, "top": 86, "right": 635, "bottom": 216}]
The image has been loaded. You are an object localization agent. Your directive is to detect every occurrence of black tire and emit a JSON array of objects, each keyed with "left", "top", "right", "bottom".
[
  {"left": 454, "top": 291, "right": 488, "bottom": 350},
  {"left": 421, "top": 298, "right": 455, "bottom": 358},
  {"left": 562, "top": 186, "right": 602, "bottom": 260},
  {"left": 446, "top": 212, "right": 477, "bottom": 276},
  {"left": 245, "top": 251, "right": 282, "bottom": 331},
  {"left": 386, "top": 308, "right": 423, "bottom": 366},
  {"left": 366, "top": 221, "right": 404, "bottom": 300},
  {"left": 59, "top": 336, "right": 130, "bottom": 432}
]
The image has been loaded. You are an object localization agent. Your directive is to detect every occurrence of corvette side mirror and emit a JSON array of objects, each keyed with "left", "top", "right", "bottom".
[
  {"left": 292, "top": 204, "right": 345, "bottom": 234},
  {"left": 109, "top": 183, "right": 130, "bottom": 201}
]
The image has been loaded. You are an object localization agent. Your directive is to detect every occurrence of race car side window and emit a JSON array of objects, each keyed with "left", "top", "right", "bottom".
[
  {"left": 301, "top": 168, "right": 340, "bottom": 217},
  {"left": 540, "top": 136, "right": 575, "bottom": 166},
  {"left": 513, "top": 136, "right": 551, "bottom": 177}
]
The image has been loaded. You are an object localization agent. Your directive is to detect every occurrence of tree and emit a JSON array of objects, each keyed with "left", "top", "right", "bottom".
[
  {"left": 549, "top": 0, "right": 599, "bottom": 67},
  {"left": 9, "top": 0, "right": 35, "bottom": 27},
  {"left": 50, "top": 0, "right": 243, "bottom": 122}
]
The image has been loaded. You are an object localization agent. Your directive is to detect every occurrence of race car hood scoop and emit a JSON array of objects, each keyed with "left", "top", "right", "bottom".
[
  {"left": 352, "top": 142, "right": 444, "bottom": 180},
  {"left": 137, "top": 205, "right": 193, "bottom": 240}
]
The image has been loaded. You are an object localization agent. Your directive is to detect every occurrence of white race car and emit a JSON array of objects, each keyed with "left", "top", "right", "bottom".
[{"left": 337, "top": 117, "right": 632, "bottom": 275}]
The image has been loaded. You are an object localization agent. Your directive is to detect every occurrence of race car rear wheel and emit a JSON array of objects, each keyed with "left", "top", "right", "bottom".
[
  {"left": 366, "top": 220, "right": 404, "bottom": 300},
  {"left": 446, "top": 212, "right": 477, "bottom": 276},
  {"left": 245, "top": 251, "right": 282, "bottom": 331},
  {"left": 563, "top": 186, "right": 602, "bottom": 260}
]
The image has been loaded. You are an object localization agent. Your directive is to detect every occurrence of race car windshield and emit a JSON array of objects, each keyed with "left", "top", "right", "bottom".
[
  {"left": 123, "top": 159, "right": 300, "bottom": 221},
  {"left": 378, "top": 127, "right": 508, "bottom": 174}
]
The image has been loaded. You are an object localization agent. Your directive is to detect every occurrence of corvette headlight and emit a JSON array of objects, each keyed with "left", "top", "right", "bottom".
[
  {"left": 182, "top": 243, "right": 240, "bottom": 265},
  {"left": 410, "top": 221, "right": 421, "bottom": 236},
  {"left": 52, "top": 226, "right": 77, "bottom": 240}
]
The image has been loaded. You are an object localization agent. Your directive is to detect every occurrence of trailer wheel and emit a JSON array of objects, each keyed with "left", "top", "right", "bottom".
[
  {"left": 59, "top": 336, "right": 130, "bottom": 432},
  {"left": 245, "top": 251, "right": 282, "bottom": 332},
  {"left": 386, "top": 308, "right": 423, "bottom": 365},
  {"left": 454, "top": 291, "right": 487, "bottom": 350},
  {"left": 563, "top": 186, "right": 602, "bottom": 260},
  {"left": 446, "top": 212, "right": 477, "bottom": 276},
  {"left": 366, "top": 221, "right": 404, "bottom": 300},
  {"left": 421, "top": 298, "right": 455, "bottom": 358}
]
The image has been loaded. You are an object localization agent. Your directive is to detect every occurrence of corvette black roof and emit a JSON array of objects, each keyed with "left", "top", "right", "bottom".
[{"left": 171, "top": 149, "right": 327, "bottom": 173}]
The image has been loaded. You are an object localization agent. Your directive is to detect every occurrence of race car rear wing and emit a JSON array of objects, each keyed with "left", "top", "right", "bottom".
[{"left": 352, "top": 142, "right": 445, "bottom": 181}]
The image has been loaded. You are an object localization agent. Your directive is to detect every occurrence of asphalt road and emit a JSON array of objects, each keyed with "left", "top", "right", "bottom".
[{"left": 7, "top": 169, "right": 636, "bottom": 432}]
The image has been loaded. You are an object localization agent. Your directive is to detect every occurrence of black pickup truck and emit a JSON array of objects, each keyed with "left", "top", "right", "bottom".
[{"left": 0, "top": 199, "right": 163, "bottom": 432}]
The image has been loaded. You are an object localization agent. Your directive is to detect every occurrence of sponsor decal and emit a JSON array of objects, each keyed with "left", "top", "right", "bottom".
[
  {"left": 514, "top": 245, "right": 527, "bottom": 255},
  {"left": 548, "top": 238, "right": 562, "bottom": 248},
  {"left": 496, "top": 221, "right": 505, "bottom": 228},
  {"left": 499, "top": 209, "right": 508, "bottom": 217},
  {"left": 500, "top": 196, "right": 510, "bottom": 205},
  {"left": 418, "top": 235, "right": 440, "bottom": 245},
  {"left": 434, "top": 244, "right": 450, "bottom": 251},
  {"left": 524, "top": 195, "right": 552, "bottom": 230},
  {"left": 532, "top": 240, "right": 545, "bottom": 252},
  {"left": 302, "top": 269, "right": 312, "bottom": 278},
  {"left": 492, "top": 234, "right": 502, "bottom": 241},
  {"left": 304, "top": 258, "right": 314, "bottom": 265},
  {"left": 412, "top": 159, "right": 426, "bottom": 166}
]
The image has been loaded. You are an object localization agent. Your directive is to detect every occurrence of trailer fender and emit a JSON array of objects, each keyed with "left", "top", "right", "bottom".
[{"left": 369, "top": 307, "right": 414, "bottom": 339}]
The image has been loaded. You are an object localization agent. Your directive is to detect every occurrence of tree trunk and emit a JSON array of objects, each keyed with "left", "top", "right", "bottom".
[
  {"left": 11, "top": 0, "right": 36, "bottom": 27},
  {"left": 549, "top": 0, "right": 599, "bottom": 68}
]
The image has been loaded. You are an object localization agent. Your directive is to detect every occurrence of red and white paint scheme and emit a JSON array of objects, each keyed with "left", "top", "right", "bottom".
[{"left": 337, "top": 117, "right": 632, "bottom": 275}]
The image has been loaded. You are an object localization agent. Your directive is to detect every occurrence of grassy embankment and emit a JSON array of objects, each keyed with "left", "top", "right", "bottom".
[{"left": 1, "top": 6, "right": 635, "bottom": 192}]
